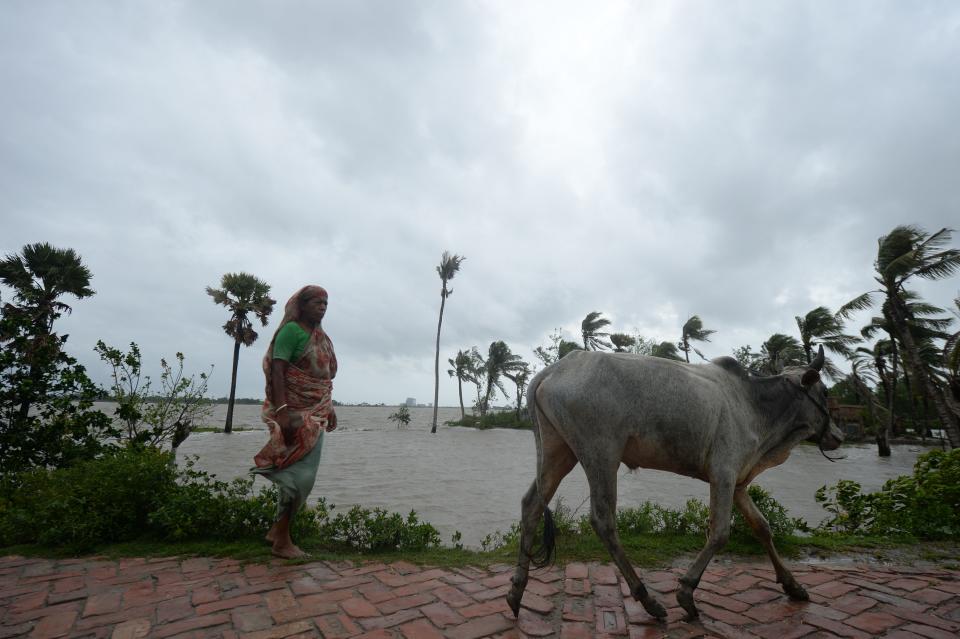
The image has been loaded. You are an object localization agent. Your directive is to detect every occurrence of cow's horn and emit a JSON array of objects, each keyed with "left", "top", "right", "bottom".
[{"left": 811, "top": 345, "right": 825, "bottom": 371}]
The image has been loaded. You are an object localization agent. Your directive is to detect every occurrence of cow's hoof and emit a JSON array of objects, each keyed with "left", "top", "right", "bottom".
[
  {"left": 677, "top": 585, "right": 699, "bottom": 620},
  {"left": 505, "top": 589, "right": 521, "bottom": 618},
  {"left": 782, "top": 578, "right": 809, "bottom": 601}
]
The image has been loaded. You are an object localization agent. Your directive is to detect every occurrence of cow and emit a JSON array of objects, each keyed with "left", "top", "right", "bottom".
[{"left": 505, "top": 345, "right": 843, "bottom": 621}]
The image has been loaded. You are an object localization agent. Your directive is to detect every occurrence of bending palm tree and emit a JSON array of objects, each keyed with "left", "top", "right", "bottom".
[
  {"left": 0, "top": 243, "right": 95, "bottom": 419},
  {"left": 610, "top": 333, "right": 636, "bottom": 352},
  {"left": 447, "top": 349, "right": 476, "bottom": 420},
  {"left": 795, "top": 306, "right": 858, "bottom": 379},
  {"left": 679, "top": 315, "right": 715, "bottom": 363},
  {"left": 650, "top": 341, "right": 683, "bottom": 361},
  {"left": 482, "top": 341, "right": 523, "bottom": 416},
  {"left": 759, "top": 333, "right": 805, "bottom": 375},
  {"left": 206, "top": 273, "right": 275, "bottom": 434},
  {"left": 431, "top": 251, "right": 465, "bottom": 433},
  {"left": 581, "top": 311, "right": 612, "bottom": 351},
  {"left": 842, "top": 226, "right": 960, "bottom": 448}
]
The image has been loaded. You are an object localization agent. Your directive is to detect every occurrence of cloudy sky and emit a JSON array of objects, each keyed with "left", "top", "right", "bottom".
[{"left": 2, "top": 1, "right": 959, "bottom": 407}]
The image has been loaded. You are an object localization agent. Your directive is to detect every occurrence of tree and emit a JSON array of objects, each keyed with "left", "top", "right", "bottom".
[
  {"left": 431, "top": 251, "right": 465, "bottom": 433},
  {"left": 206, "top": 273, "right": 275, "bottom": 434},
  {"left": 795, "top": 306, "right": 858, "bottom": 379},
  {"left": 481, "top": 341, "right": 524, "bottom": 415},
  {"left": 447, "top": 349, "right": 475, "bottom": 420},
  {"left": 842, "top": 226, "right": 960, "bottom": 448},
  {"left": 533, "top": 329, "right": 563, "bottom": 367},
  {"left": 389, "top": 404, "right": 411, "bottom": 428},
  {"left": 649, "top": 341, "right": 683, "bottom": 361},
  {"left": 732, "top": 345, "right": 763, "bottom": 372},
  {"left": 758, "top": 334, "right": 806, "bottom": 374},
  {"left": 0, "top": 292, "right": 115, "bottom": 476},
  {"left": 851, "top": 341, "right": 896, "bottom": 455},
  {"left": 95, "top": 341, "right": 213, "bottom": 454},
  {"left": 610, "top": 333, "right": 636, "bottom": 352},
  {"left": 945, "top": 296, "right": 960, "bottom": 407},
  {"left": 504, "top": 361, "right": 533, "bottom": 420},
  {"left": 679, "top": 315, "right": 715, "bottom": 363},
  {"left": 581, "top": 311, "right": 612, "bottom": 351},
  {"left": 0, "top": 243, "right": 95, "bottom": 420},
  {"left": 559, "top": 340, "right": 583, "bottom": 359}
]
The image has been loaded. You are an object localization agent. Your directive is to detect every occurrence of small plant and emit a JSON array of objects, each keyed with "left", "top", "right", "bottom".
[{"left": 388, "top": 404, "right": 411, "bottom": 428}]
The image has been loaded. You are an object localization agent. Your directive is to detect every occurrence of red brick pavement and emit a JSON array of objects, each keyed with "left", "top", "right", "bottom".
[{"left": 1, "top": 555, "right": 957, "bottom": 638}]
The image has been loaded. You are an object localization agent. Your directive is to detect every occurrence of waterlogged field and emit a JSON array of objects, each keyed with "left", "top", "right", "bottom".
[{"left": 120, "top": 403, "right": 935, "bottom": 548}]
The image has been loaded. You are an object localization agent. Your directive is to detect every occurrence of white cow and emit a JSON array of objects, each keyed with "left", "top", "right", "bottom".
[{"left": 506, "top": 346, "right": 843, "bottom": 620}]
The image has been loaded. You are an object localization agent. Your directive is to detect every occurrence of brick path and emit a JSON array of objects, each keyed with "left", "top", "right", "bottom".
[{"left": 1, "top": 555, "right": 957, "bottom": 638}]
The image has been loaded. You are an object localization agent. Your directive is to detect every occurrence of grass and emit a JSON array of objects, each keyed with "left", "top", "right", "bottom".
[
  {"left": 446, "top": 412, "right": 532, "bottom": 430},
  {"left": 5, "top": 530, "right": 955, "bottom": 572}
]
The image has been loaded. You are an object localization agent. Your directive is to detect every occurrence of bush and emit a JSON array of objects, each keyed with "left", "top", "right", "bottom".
[
  {"left": 0, "top": 447, "right": 443, "bottom": 553},
  {"left": 0, "top": 446, "right": 175, "bottom": 550},
  {"left": 732, "top": 485, "right": 800, "bottom": 539},
  {"left": 449, "top": 411, "right": 531, "bottom": 430},
  {"left": 815, "top": 448, "right": 960, "bottom": 539}
]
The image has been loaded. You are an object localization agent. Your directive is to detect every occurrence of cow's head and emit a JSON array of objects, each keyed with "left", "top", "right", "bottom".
[{"left": 785, "top": 346, "right": 844, "bottom": 452}]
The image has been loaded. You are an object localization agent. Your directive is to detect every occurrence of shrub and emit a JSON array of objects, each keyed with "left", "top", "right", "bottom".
[
  {"left": 815, "top": 448, "right": 960, "bottom": 539},
  {"left": 0, "top": 447, "right": 443, "bottom": 553},
  {"left": 0, "top": 446, "right": 175, "bottom": 550},
  {"left": 732, "top": 485, "right": 800, "bottom": 539}
]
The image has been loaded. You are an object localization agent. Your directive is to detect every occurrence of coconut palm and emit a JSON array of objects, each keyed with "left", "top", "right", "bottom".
[
  {"left": 206, "top": 273, "right": 275, "bottom": 434},
  {"left": 679, "top": 315, "right": 715, "bottom": 363},
  {"left": 842, "top": 226, "right": 960, "bottom": 448},
  {"left": 0, "top": 243, "right": 95, "bottom": 419},
  {"left": 650, "top": 341, "right": 683, "bottom": 361},
  {"left": 481, "top": 341, "right": 524, "bottom": 415},
  {"left": 504, "top": 361, "right": 532, "bottom": 420},
  {"left": 944, "top": 296, "right": 960, "bottom": 406},
  {"left": 447, "top": 348, "right": 478, "bottom": 420},
  {"left": 851, "top": 341, "right": 896, "bottom": 455},
  {"left": 758, "top": 334, "right": 806, "bottom": 375},
  {"left": 558, "top": 340, "right": 583, "bottom": 359},
  {"left": 431, "top": 251, "right": 465, "bottom": 433},
  {"left": 581, "top": 311, "right": 612, "bottom": 351},
  {"left": 0, "top": 242, "right": 94, "bottom": 333},
  {"left": 795, "top": 306, "right": 858, "bottom": 379},
  {"left": 610, "top": 333, "right": 636, "bottom": 352}
]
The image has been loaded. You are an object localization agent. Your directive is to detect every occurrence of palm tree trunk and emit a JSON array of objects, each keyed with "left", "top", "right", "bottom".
[
  {"left": 683, "top": 337, "right": 690, "bottom": 363},
  {"left": 431, "top": 290, "right": 447, "bottom": 434},
  {"left": 888, "top": 291, "right": 960, "bottom": 449},
  {"left": 225, "top": 338, "right": 241, "bottom": 434},
  {"left": 457, "top": 378, "right": 465, "bottom": 420}
]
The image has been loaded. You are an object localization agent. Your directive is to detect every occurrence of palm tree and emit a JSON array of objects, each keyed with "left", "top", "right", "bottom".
[
  {"left": 610, "top": 333, "right": 636, "bottom": 352},
  {"left": 795, "top": 306, "right": 858, "bottom": 379},
  {"left": 504, "top": 361, "right": 532, "bottom": 420},
  {"left": 0, "top": 243, "right": 95, "bottom": 419},
  {"left": 679, "top": 315, "right": 715, "bottom": 363},
  {"left": 650, "top": 341, "right": 683, "bottom": 361},
  {"left": 842, "top": 226, "right": 960, "bottom": 448},
  {"left": 481, "top": 341, "right": 523, "bottom": 415},
  {"left": 758, "top": 334, "right": 805, "bottom": 375},
  {"left": 944, "top": 296, "right": 960, "bottom": 408},
  {"left": 0, "top": 242, "right": 94, "bottom": 333},
  {"left": 852, "top": 341, "right": 895, "bottom": 455},
  {"left": 431, "top": 251, "right": 465, "bottom": 434},
  {"left": 447, "top": 349, "right": 476, "bottom": 420},
  {"left": 581, "top": 311, "right": 612, "bottom": 351},
  {"left": 206, "top": 273, "right": 275, "bottom": 434},
  {"left": 558, "top": 340, "right": 583, "bottom": 359}
]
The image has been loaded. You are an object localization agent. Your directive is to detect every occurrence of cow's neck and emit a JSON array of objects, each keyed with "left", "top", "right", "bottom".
[{"left": 751, "top": 376, "right": 807, "bottom": 456}]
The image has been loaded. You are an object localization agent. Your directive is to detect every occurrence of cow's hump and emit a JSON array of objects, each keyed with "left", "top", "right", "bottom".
[{"left": 711, "top": 356, "right": 748, "bottom": 379}]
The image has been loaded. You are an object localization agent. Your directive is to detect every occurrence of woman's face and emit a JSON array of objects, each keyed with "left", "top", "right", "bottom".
[{"left": 301, "top": 295, "right": 328, "bottom": 324}]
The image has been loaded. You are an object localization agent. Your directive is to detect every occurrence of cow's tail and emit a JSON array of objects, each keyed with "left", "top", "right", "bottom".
[{"left": 527, "top": 370, "right": 556, "bottom": 568}]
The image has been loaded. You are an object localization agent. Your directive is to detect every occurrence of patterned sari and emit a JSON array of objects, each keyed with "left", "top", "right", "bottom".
[{"left": 252, "top": 285, "right": 337, "bottom": 519}]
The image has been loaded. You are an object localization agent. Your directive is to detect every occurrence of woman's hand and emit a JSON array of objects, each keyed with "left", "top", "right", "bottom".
[
  {"left": 275, "top": 411, "right": 297, "bottom": 446},
  {"left": 327, "top": 408, "right": 338, "bottom": 432}
]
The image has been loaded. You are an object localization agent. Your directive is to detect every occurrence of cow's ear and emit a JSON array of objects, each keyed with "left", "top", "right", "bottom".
[{"left": 801, "top": 369, "right": 820, "bottom": 387}]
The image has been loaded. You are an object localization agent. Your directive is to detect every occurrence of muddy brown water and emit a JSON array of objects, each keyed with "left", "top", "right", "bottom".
[{"left": 132, "top": 403, "right": 936, "bottom": 548}]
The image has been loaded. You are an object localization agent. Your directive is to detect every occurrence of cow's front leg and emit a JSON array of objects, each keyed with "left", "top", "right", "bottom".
[
  {"left": 678, "top": 478, "right": 735, "bottom": 620},
  {"left": 586, "top": 463, "right": 666, "bottom": 621},
  {"left": 733, "top": 487, "right": 807, "bottom": 601}
]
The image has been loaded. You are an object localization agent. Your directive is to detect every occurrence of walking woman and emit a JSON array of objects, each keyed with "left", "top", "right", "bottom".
[{"left": 252, "top": 285, "right": 337, "bottom": 558}]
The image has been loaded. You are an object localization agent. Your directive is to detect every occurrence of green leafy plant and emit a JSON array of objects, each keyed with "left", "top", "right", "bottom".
[{"left": 388, "top": 404, "right": 412, "bottom": 428}]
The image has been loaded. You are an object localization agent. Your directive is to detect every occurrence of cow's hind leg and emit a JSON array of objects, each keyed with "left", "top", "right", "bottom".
[
  {"left": 506, "top": 432, "right": 577, "bottom": 617},
  {"left": 733, "top": 487, "right": 808, "bottom": 600},
  {"left": 585, "top": 463, "right": 667, "bottom": 621},
  {"left": 678, "top": 477, "right": 735, "bottom": 620}
]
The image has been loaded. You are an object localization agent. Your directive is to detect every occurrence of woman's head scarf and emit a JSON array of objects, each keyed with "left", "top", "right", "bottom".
[{"left": 263, "top": 285, "right": 327, "bottom": 384}]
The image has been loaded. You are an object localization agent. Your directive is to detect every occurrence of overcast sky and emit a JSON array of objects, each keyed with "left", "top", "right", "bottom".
[{"left": 2, "top": 1, "right": 959, "bottom": 408}]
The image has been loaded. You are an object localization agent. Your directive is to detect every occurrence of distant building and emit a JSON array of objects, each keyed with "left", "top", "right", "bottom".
[{"left": 405, "top": 397, "right": 416, "bottom": 406}]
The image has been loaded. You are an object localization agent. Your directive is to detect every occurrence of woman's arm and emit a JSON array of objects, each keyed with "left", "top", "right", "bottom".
[{"left": 271, "top": 359, "right": 296, "bottom": 445}]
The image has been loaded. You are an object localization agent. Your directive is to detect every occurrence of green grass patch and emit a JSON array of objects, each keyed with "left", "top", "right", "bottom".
[{"left": 446, "top": 411, "right": 532, "bottom": 430}]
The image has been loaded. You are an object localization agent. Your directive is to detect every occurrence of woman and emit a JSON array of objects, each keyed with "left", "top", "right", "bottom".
[{"left": 252, "top": 285, "right": 337, "bottom": 558}]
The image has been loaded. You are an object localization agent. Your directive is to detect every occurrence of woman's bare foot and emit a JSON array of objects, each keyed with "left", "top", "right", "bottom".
[
  {"left": 271, "top": 542, "right": 308, "bottom": 559},
  {"left": 265, "top": 527, "right": 277, "bottom": 544}
]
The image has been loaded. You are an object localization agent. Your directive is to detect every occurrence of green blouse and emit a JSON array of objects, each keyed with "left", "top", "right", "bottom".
[{"left": 273, "top": 322, "right": 310, "bottom": 363}]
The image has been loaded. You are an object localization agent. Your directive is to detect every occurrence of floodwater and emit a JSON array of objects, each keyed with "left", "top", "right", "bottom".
[{"left": 155, "top": 403, "right": 935, "bottom": 548}]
